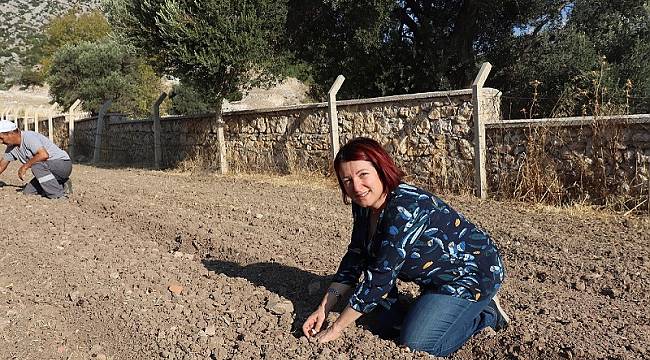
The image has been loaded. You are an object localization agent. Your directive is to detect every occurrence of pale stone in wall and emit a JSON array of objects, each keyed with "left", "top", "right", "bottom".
[
  {"left": 340, "top": 117, "right": 353, "bottom": 132},
  {"left": 415, "top": 118, "right": 431, "bottom": 134},
  {"left": 272, "top": 116, "right": 288, "bottom": 134},
  {"left": 459, "top": 102, "right": 473, "bottom": 118},
  {"left": 458, "top": 139, "right": 474, "bottom": 160},
  {"left": 299, "top": 114, "right": 322, "bottom": 133},
  {"left": 376, "top": 116, "right": 391, "bottom": 134},
  {"left": 394, "top": 136, "right": 408, "bottom": 155},
  {"left": 254, "top": 118, "right": 267, "bottom": 133},
  {"left": 428, "top": 108, "right": 441, "bottom": 120},
  {"left": 394, "top": 117, "right": 404, "bottom": 132},
  {"left": 432, "top": 119, "right": 452, "bottom": 134},
  {"left": 453, "top": 123, "right": 471, "bottom": 135},
  {"left": 441, "top": 106, "right": 456, "bottom": 118},
  {"left": 240, "top": 122, "right": 254, "bottom": 134},
  {"left": 362, "top": 112, "right": 377, "bottom": 133}
]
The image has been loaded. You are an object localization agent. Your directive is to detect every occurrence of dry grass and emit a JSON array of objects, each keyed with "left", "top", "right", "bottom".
[
  {"left": 227, "top": 170, "right": 339, "bottom": 191},
  {"left": 163, "top": 164, "right": 339, "bottom": 190},
  {"left": 490, "top": 61, "right": 649, "bottom": 214}
]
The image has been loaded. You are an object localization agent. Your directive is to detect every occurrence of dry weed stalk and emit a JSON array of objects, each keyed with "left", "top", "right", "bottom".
[{"left": 491, "top": 61, "right": 648, "bottom": 213}]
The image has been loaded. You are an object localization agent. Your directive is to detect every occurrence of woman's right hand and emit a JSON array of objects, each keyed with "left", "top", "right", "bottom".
[{"left": 302, "top": 306, "right": 327, "bottom": 337}]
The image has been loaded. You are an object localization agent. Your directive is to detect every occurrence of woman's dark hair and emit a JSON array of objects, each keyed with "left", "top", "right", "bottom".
[{"left": 334, "top": 137, "right": 404, "bottom": 204}]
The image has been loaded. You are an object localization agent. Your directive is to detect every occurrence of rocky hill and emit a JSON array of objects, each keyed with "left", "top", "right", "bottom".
[{"left": 0, "top": 0, "right": 101, "bottom": 79}]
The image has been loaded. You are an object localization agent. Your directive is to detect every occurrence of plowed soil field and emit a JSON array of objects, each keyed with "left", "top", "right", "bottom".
[{"left": 1, "top": 163, "right": 648, "bottom": 359}]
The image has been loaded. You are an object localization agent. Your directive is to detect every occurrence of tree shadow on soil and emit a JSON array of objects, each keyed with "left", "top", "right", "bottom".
[{"left": 201, "top": 259, "right": 337, "bottom": 336}]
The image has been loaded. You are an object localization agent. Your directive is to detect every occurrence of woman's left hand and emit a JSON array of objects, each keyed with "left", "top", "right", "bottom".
[{"left": 315, "top": 324, "right": 343, "bottom": 343}]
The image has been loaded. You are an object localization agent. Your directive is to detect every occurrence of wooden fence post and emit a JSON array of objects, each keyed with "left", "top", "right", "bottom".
[
  {"left": 34, "top": 107, "right": 40, "bottom": 134},
  {"left": 328, "top": 75, "right": 345, "bottom": 161},
  {"left": 216, "top": 118, "right": 228, "bottom": 174},
  {"left": 151, "top": 92, "right": 167, "bottom": 169},
  {"left": 11, "top": 107, "right": 18, "bottom": 126},
  {"left": 67, "top": 99, "right": 82, "bottom": 161},
  {"left": 472, "top": 62, "right": 492, "bottom": 200},
  {"left": 23, "top": 108, "right": 29, "bottom": 131},
  {"left": 48, "top": 103, "right": 58, "bottom": 141},
  {"left": 93, "top": 100, "right": 113, "bottom": 163}
]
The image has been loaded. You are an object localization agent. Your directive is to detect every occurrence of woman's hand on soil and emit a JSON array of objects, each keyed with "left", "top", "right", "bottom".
[
  {"left": 302, "top": 307, "right": 326, "bottom": 337},
  {"left": 315, "top": 324, "right": 343, "bottom": 343}
]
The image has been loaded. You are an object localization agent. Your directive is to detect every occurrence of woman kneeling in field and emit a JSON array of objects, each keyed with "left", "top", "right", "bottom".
[{"left": 302, "top": 137, "right": 509, "bottom": 357}]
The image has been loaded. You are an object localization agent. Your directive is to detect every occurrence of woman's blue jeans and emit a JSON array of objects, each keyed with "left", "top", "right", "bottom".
[{"left": 368, "top": 291, "right": 498, "bottom": 357}]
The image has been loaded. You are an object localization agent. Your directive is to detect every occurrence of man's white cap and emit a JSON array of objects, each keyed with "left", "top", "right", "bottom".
[{"left": 0, "top": 120, "right": 17, "bottom": 133}]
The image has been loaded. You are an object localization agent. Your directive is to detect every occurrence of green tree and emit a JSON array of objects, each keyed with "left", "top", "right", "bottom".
[
  {"left": 47, "top": 39, "right": 163, "bottom": 116},
  {"left": 15, "top": 9, "right": 112, "bottom": 88},
  {"left": 285, "top": 1, "right": 648, "bottom": 115},
  {"left": 42, "top": 9, "right": 112, "bottom": 63},
  {"left": 105, "top": 0, "right": 289, "bottom": 116},
  {"left": 491, "top": 0, "right": 650, "bottom": 116},
  {"left": 285, "top": 0, "right": 560, "bottom": 99},
  {"left": 167, "top": 82, "right": 212, "bottom": 115}
]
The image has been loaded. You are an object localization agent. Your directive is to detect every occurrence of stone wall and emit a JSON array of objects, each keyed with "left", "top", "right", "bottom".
[
  {"left": 71, "top": 89, "right": 496, "bottom": 192},
  {"left": 486, "top": 115, "right": 650, "bottom": 206},
  {"left": 64, "top": 90, "right": 649, "bottom": 207}
]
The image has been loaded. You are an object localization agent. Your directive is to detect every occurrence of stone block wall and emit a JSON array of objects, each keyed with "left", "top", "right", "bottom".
[
  {"left": 70, "top": 89, "right": 495, "bottom": 192},
  {"left": 221, "top": 89, "right": 499, "bottom": 192},
  {"left": 64, "top": 89, "right": 649, "bottom": 207},
  {"left": 486, "top": 115, "right": 650, "bottom": 206}
]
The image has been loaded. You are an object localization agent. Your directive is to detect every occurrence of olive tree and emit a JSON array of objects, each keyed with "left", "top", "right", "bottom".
[
  {"left": 105, "top": 0, "right": 288, "bottom": 116},
  {"left": 48, "top": 39, "right": 162, "bottom": 116}
]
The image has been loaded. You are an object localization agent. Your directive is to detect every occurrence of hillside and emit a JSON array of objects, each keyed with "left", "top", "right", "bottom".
[{"left": 0, "top": 0, "right": 101, "bottom": 81}]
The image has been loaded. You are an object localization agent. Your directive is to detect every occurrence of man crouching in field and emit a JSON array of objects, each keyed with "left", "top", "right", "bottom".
[{"left": 0, "top": 119, "right": 72, "bottom": 199}]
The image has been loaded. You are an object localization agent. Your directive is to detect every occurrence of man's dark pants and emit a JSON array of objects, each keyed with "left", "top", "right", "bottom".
[{"left": 23, "top": 160, "right": 72, "bottom": 199}]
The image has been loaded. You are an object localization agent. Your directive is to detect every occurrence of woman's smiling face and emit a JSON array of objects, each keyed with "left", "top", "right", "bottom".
[{"left": 338, "top": 160, "right": 386, "bottom": 211}]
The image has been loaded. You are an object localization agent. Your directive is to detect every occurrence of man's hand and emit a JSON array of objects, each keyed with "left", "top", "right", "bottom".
[
  {"left": 18, "top": 164, "right": 29, "bottom": 181},
  {"left": 18, "top": 147, "right": 49, "bottom": 181}
]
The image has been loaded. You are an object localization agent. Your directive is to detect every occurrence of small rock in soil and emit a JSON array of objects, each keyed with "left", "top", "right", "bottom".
[
  {"left": 572, "top": 282, "right": 586, "bottom": 291},
  {"left": 168, "top": 282, "right": 184, "bottom": 295},
  {"left": 265, "top": 298, "right": 294, "bottom": 315},
  {"left": 600, "top": 286, "right": 618, "bottom": 298},
  {"left": 205, "top": 324, "right": 217, "bottom": 336},
  {"left": 68, "top": 290, "right": 81, "bottom": 303}
]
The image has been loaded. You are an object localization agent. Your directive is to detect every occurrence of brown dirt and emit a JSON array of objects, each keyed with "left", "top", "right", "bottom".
[{"left": 0, "top": 162, "right": 648, "bottom": 360}]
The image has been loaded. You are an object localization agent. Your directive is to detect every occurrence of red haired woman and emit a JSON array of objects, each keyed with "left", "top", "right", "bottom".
[{"left": 302, "top": 137, "right": 509, "bottom": 356}]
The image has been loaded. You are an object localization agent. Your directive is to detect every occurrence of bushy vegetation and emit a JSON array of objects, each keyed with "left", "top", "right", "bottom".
[
  {"left": 5, "top": 9, "right": 163, "bottom": 116},
  {"left": 40, "top": 10, "right": 112, "bottom": 73},
  {"left": 105, "top": 0, "right": 289, "bottom": 114},
  {"left": 48, "top": 39, "right": 162, "bottom": 116},
  {"left": 283, "top": 0, "right": 649, "bottom": 116},
  {"left": 3, "top": 1, "right": 648, "bottom": 118},
  {"left": 491, "top": 1, "right": 650, "bottom": 117}
]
